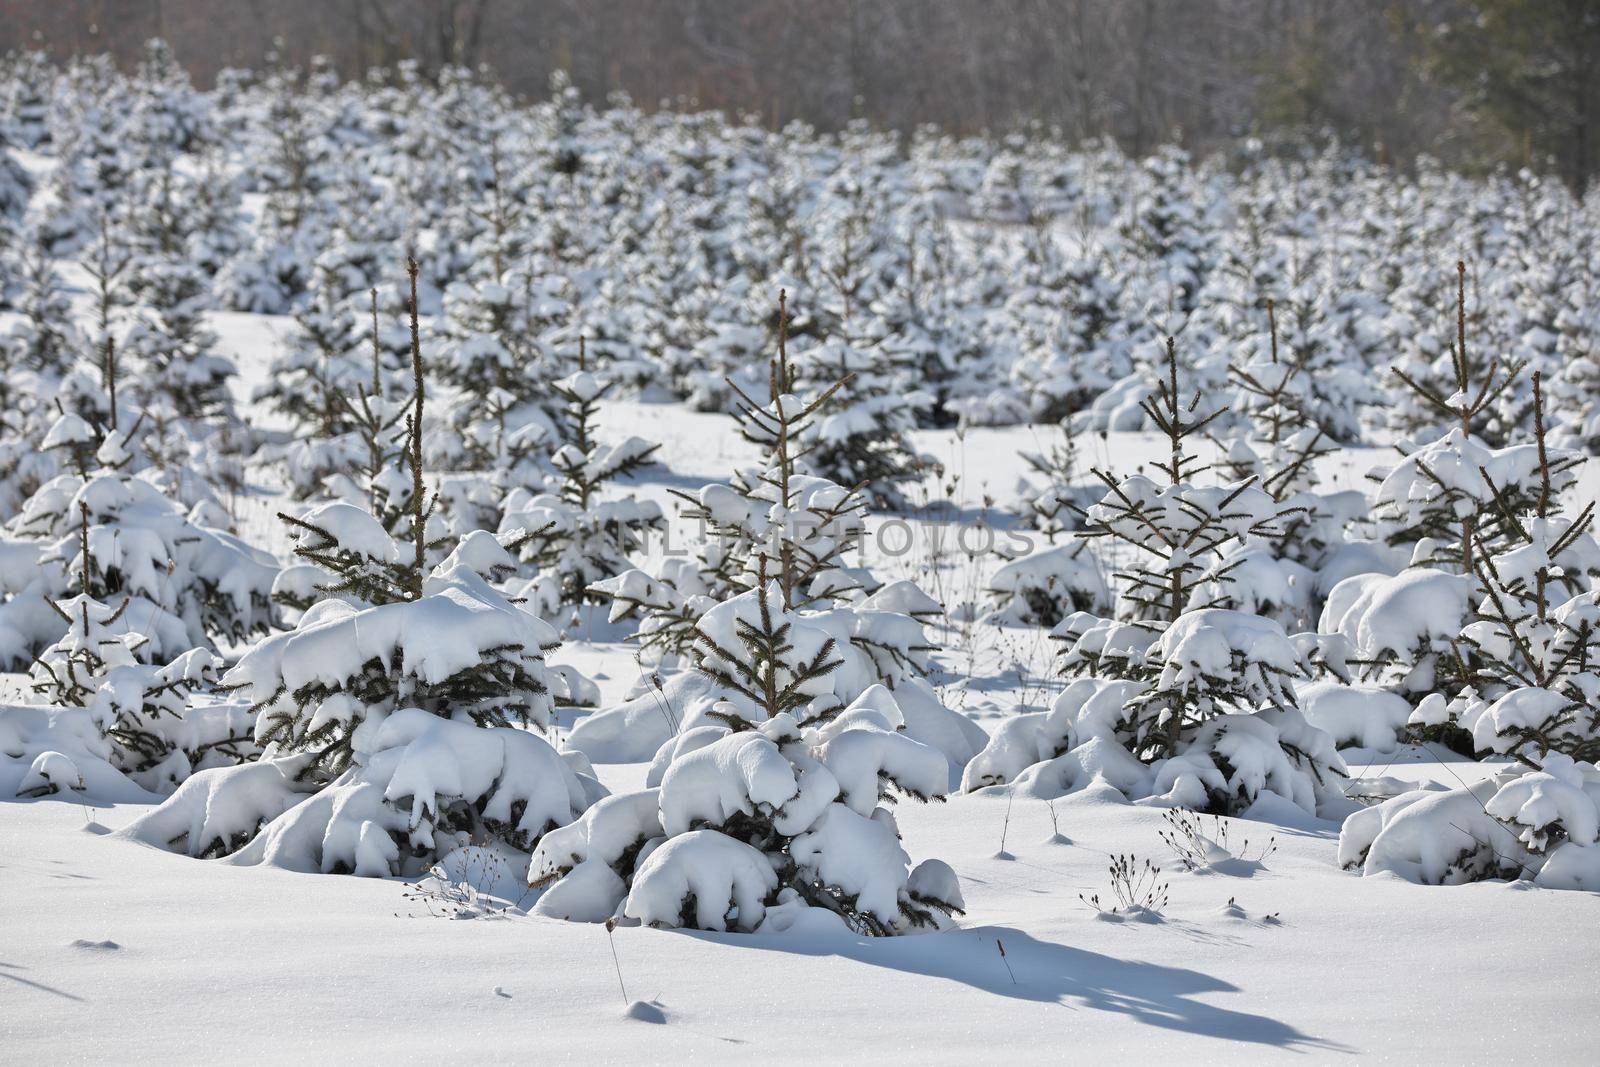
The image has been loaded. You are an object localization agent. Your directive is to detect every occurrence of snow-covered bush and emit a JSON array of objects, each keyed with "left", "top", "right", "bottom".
[
  {"left": 532, "top": 592, "right": 962, "bottom": 935},
  {"left": 579, "top": 326, "right": 978, "bottom": 779},
  {"left": 968, "top": 342, "right": 1347, "bottom": 818},
  {"left": 245, "top": 564, "right": 565, "bottom": 772},
  {"left": 125, "top": 537, "right": 600, "bottom": 872},
  {"left": 1, "top": 450, "right": 277, "bottom": 668},
  {"left": 986, "top": 539, "right": 1110, "bottom": 626},
  {"left": 498, "top": 363, "right": 661, "bottom": 608},
  {"left": 1341, "top": 752, "right": 1600, "bottom": 892},
  {"left": 971, "top": 612, "right": 1348, "bottom": 817},
  {"left": 88, "top": 648, "right": 256, "bottom": 793},
  {"left": 123, "top": 261, "right": 605, "bottom": 874},
  {"left": 2, "top": 704, "right": 155, "bottom": 803}
]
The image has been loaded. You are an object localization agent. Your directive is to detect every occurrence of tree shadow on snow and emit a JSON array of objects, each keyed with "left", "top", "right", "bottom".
[
  {"left": 617, "top": 467, "right": 728, "bottom": 493},
  {"left": 0, "top": 962, "right": 86, "bottom": 1002},
  {"left": 682, "top": 924, "right": 1351, "bottom": 1052},
  {"left": 877, "top": 501, "right": 1029, "bottom": 528}
]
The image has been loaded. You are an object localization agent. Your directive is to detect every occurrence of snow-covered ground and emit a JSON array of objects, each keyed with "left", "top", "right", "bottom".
[
  {"left": 8, "top": 57, "right": 1600, "bottom": 1063},
  {"left": 6, "top": 757, "right": 1596, "bottom": 1061},
  {"left": 4, "top": 320, "right": 1598, "bottom": 1060}
]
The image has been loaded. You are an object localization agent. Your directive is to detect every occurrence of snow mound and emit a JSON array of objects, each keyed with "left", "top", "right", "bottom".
[
  {"left": 1341, "top": 755, "right": 1600, "bottom": 890},
  {"left": 221, "top": 710, "right": 604, "bottom": 876},
  {"left": 1, "top": 704, "right": 156, "bottom": 803},
  {"left": 624, "top": 829, "right": 778, "bottom": 932}
]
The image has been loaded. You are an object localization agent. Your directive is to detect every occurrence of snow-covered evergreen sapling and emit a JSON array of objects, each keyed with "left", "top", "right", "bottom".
[
  {"left": 276, "top": 259, "right": 449, "bottom": 611},
  {"left": 6, "top": 421, "right": 278, "bottom": 665},
  {"left": 1409, "top": 372, "right": 1600, "bottom": 761},
  {"left": 30, "top": 504, "right": 144, "bottom": 707},
  {"left": 249, "top": 262, "right": 569, "bottom": 767},
  {"left": 969, "top": 340, "right": 1347, "bottom": 814},
  {"left": 434, "top": 263, "right": 565, "bottom": 477},
  {"left": 594, "top": 291, "right": 872, "bottom": 655},
  {"left": 500, "top": 338, "right": 662, "bottom": 609},
  {"left": 124, "top": 255, "right": 238, "bottom": 426},
  {"left": 253, "top": 268, "right": 364, "bottom": 439},
  {"left": 5, "top": 231, "right": 82, "bottom": 378},
  {"left": 789, "top": 334, "right": 932, "bottom": 511},
  {"left": 1330, "top": 343, "right": 1591, "bottom": 707},
  {"left": 536, "top": 297, "right": 968, "bottom": 930},
  {"left": 129, "top": 259, "right": 602, "bottom": 874},
  {"left": 1071, "top": 337, "right": 1293, "bottom": 633},
  {"left": 1387, "top": 261, "right": 1525, "bottom": 571},
  {"left": 530, "top": 576, "right": 962, "bottom": 935}
]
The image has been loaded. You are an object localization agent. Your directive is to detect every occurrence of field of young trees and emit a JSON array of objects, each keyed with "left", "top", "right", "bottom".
[{"left": 2, "top": 43, "right": 1598, "bottom": 1060}]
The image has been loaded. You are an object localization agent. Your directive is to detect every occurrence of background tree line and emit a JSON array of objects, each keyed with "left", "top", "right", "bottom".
[{"left": 3, "top": 0, "right": 1598, "bottom": 189}]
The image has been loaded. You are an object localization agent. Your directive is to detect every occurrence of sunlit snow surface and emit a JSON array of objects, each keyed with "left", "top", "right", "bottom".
[
  {"left": 3, "top": 311, "right": 1597, "bottom": 1058},
  {"left": 4, "top": 139, "right": 1600, "bottom": 1060}
]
